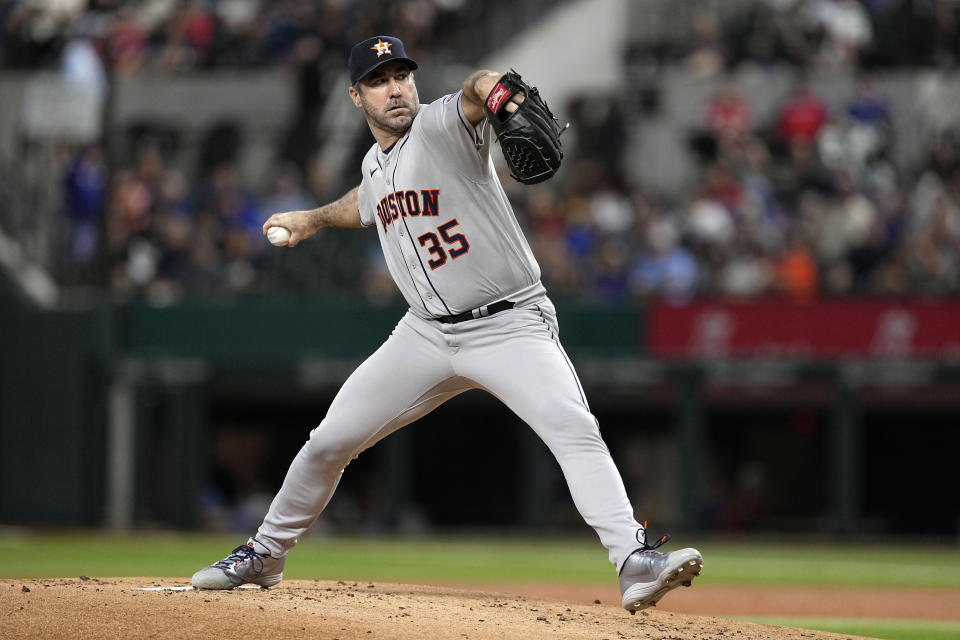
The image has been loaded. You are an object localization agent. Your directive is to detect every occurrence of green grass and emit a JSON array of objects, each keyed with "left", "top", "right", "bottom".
[
  {"left": 4, "top": 533, "right": 957, "bottom": 640},
  {"left": 1, "top": 533, "right": 608, "bottom": 582},
  {"left": 1, "top": 532, "right": 959, "bottom": 590},
  {"left": 693, "top": 543, "right": 960, "bottom": 589},
  {"left": 738, "top": 617, "right": 960, "bottom": 640}
]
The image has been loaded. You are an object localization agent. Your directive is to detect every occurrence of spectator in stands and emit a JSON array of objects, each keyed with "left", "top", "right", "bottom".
[
  {"left": 1, "top": 0, "right": 81, "bottom": 68},
  {"left": 261, "top": 164, "right": 315, "bottom": 219},
  {"left": 61, "top": 17, "right": 106, "bottom": 98},
  {"left": 62, "top": 144, "right": 107, "bottom": 275},
  {"left": 810, "top": 0, "right": 873, "bottom": 70},
  {"left": 106, "top": 144, "right": 169, "bottom": 297},
  {"left": 690, "top": 78, "right": 752, "bottom": 165},
  {"left": 587, "top": 181, "right": 635, "bottom": 238},
  {"left": 771, "top": 226, "right": 818, "bottom": 300},
  {"left": 522, "top": 185, "right": 578, "bottom": 295},
  {"left": 819, "top": 74, "right": 892, "bottom": 179},
  {"left": 908, "top": 211, "right": 960, "bottom": 295},
  {"left": 907, "top": 184, "right": 960, "bottom": 295},
  {"left": 687, "top": 195, "right": 736, "bottom": 250},
  {"left": 208, "top": 0, "right": 263, "bottom": 67},
  {"left": 590, "top": 237, "right": 632, "bottom": 302},
  {"left": 723, "top": 0, "right": 819, "bottom": 70},
  {"left": 705, "top": 79, "right": 751, "bottom": 149},
  {"left": 107, "top": 167, "right": 152, "bottom": 253},
  {"left": 717, "top": 239, "right": 774, "bottom": 299},
  {"left": 776, "top": 79, "right": 830, "bottom": 148},
  {"left": 871, "top": 244, "right": 910, "bottom": 294},
  {"left": 107, "top": 6, "right": 148, "bottom": 75},
  {"left": 631, "top": 216, "right": 698, "bottom": 304},
  {"left": 698, "top": 162, "right": 743, "bottom": 225},
  {"left": 740, "top": 135, "right": 788, "bottom": 246},
  {"left": 808, "top": 170, "right": 881, "bottom": 294},
  {"left": 846, "top": 73, "right": 892, "bottom": 132},
  {"left": 769, "top": 81, "right": 833, "bottom": 206},
  {"left": 157, "top": 0, "right": 217, "bottom": 72},
  {"left": 683, "top": 8, "right": 726, "bottom": 78},
  {"left": 151, "top": 168, "right": 194, "bottom": 297}
]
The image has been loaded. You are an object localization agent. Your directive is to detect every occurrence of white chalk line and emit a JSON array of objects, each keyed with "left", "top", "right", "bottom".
[{"left": 136, "top": 585, "right": 263, "bottom": 591}]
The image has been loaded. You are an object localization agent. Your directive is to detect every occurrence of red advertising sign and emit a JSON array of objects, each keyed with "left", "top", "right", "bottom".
[{"left": 648, "top": 300, "right": 960, "bottom": 359}]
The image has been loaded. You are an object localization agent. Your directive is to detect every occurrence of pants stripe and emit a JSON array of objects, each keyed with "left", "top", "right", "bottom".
[{"left": 536, "top": 305, "right": 589, "bottom": 411}]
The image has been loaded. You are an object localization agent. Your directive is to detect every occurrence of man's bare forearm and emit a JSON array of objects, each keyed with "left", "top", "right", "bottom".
[
  {"left": 463, "top": 70, "right": 499, "bottom": 105},
  {"left": 262, "top": 186, "right": 362, "bottom": 247},
  {"left": 461, "top": 70, "right": 501, "bottom": 125},
  {"left": 309, "top": 186, "right": 362, "bottom": 230}
]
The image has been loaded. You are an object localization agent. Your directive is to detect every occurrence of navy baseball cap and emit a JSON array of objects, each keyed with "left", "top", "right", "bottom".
[{"left": 348, "top": 35, "right": 418, "bottom": 85}]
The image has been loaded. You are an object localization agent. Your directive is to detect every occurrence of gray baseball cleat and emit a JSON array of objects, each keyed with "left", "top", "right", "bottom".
[
  {"left": 191, "top": 537, "right": 285, "bottom": 589},
  {"left": 619, "top": 527, "right": 702, "bottom": 614}
]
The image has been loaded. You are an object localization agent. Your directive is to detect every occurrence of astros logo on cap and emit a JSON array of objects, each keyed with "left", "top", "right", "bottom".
[{"left": 370, "top": 39, "right": 393, "bottom": 58}]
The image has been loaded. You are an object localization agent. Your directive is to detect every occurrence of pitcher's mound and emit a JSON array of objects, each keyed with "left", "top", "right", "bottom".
[{"left": 2, "top": 578, "right": 870, "bottom": 639}]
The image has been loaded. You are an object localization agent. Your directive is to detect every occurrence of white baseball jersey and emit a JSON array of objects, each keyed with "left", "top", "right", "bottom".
[{"left": 356, "top": 91, "right": 547, "bottom": 318}]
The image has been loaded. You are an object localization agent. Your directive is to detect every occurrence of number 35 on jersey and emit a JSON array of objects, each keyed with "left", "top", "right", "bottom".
[{"left": 418, "top": 219, "right": 469, "bottom": 270}]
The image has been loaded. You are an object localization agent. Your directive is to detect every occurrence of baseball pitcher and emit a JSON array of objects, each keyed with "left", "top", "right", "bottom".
[{"left": 191, "top": 35, "right": 702, "bottom": 613}]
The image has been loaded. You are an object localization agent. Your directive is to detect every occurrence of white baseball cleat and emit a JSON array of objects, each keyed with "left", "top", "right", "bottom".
[
  {"left": 618, "top": 527, "right": 702, "bottom": 614},
  {"left": 191, "top": 537, "right": 285, "bottom": 589}
]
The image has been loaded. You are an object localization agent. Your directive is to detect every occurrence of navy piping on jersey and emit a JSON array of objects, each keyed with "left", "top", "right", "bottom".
[
  {"left": 404, "top": 261, "right": 430, "bottom": 314},
  {"left": 454, "top": 90, "right": 479, "bottom": 146},
  {"left": 379, "top": 136, "right": 430, "bottom": 315},
  {"left": 390, "top": 217, "right": 430, "bottom": 314},
  {"left": 536, "top": 304, "right": 589, "bottom": 411},
  {"left": 358, "top": 157, "right": 381, "bottom": 229},
  {"left": 387, "top": 135, "right": 452, "bottom": 315},
  {"left": 397, "top": 220, "right": 430, "bottom": 315},
  {"left": 382, "top": 139, "right": 399, "bottom": 155}
]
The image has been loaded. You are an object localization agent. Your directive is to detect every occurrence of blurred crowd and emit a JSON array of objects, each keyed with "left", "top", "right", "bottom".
[
  {"left": 1, "top": 0, "right": 476, "bottom": 74},
  {"left": 8, "top": 0, "right": 960, "bottom": 302},
  {"left": 681, "top": 0, "right": 960, "bottom": 75},
  {"left": 9, "top": 0, "right": 483, "bottom": 299},
  {"left": 527, "top": 0, "right": 960, "bottom": 303},
  {"left": 521, "top": 70, "right": 960, "bottom": 303}
]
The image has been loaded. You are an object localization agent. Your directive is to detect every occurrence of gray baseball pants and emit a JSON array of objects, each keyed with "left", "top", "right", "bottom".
[{"left": 256, "top": 298, "right": 643, "bottom": 569}]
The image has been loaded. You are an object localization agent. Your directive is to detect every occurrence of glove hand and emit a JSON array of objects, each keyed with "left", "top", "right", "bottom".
[
  {"left": 505, "top": 92, "right": 525, "bottom": 113},
  {"left": 483, "top": 70, "right": 566, "bottom": 185}
]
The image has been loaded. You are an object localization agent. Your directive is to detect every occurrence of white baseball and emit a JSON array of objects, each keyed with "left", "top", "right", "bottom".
[{"left": 267, "top": 226, "right": 292, "bottom": 246}]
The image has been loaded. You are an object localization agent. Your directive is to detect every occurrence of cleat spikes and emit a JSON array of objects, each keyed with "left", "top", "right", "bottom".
[{"left": 619, "top": 546, "right": 703, "bottom": 614}]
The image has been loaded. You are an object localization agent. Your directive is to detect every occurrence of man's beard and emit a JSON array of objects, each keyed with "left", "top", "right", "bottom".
[{"left": 360, "top": 95, "right": 419, "bottom": 134}]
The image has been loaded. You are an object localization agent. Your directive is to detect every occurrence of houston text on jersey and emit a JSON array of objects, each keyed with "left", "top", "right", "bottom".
[{"left": 376, "top": 189, "right": 440, "bottom": 231}]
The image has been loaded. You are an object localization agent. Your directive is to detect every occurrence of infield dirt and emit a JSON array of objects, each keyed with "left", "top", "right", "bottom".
[{"left": 1, "top": 577, "right": 880, "bottom": 640}]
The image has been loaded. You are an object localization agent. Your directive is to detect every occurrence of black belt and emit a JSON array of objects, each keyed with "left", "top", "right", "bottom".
[{"left": 436, "top": 300, "right": 515, "bottom": 324}]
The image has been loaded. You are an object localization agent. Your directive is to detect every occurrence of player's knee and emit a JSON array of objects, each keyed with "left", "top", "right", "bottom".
[
  {"left": 304, "top": 424, "right": 362, "bottom": 467},
  {"left": 536, "top": 402, "right": 598, "bottom": 434},
  {"left": 540, "top": 408, "right": 608, "bottom": 446}
]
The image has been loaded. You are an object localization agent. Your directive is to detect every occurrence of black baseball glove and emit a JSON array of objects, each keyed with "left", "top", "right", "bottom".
[{"left": 483, "top": 70, "right": 568, "bottom": 185}]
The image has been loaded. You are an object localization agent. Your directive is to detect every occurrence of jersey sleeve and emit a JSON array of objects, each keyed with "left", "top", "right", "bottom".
[
  {"left": 417, "top": 91, "right": 493, "bottom": 181},
  {"left": 357, "top": 164, "right": 376, "bottom": 228}
]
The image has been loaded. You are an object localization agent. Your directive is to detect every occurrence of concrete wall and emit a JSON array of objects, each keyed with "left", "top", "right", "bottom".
[{"left": 0, "top": 70, "right": 293, "bottom": 185}]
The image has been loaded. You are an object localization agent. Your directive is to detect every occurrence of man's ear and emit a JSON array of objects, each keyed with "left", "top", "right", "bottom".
[{"left": 348, "top": 85, "right": 362, "bottom": 107}]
